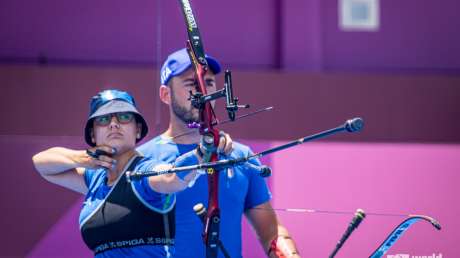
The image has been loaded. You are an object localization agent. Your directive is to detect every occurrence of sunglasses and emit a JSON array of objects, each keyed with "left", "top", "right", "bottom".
[{"left": 94, "top": 112, "right": 135, "bottom": 126}]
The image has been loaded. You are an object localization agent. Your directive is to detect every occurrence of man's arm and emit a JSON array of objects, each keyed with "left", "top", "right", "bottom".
[{"left": 245, "top": 201, "right": 300, "bottom": 258}]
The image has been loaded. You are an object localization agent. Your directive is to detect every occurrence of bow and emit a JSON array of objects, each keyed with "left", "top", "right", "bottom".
[{"left": 178, "top": 1, "right": 236, "bottom": 257}]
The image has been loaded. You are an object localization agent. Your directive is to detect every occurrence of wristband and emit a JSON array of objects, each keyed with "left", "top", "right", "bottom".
[{"left": 267, "top": 236, "right": 299, "bottom": 257}]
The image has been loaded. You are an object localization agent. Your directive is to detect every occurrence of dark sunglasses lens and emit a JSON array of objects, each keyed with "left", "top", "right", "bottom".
[
  {"left": 94, "top": 115, "right": 111, "bottom": 126},
  {"left": 116, "top": 113, "right": 134, "bottom": 123}
]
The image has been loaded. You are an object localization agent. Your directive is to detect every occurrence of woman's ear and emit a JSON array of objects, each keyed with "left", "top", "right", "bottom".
[
  {"left": 159, "top": 85, "right": 171, "bottom": 105},
  {"left": 136, "top": 123, "right": 142, "bottom": 139},
  {"left": 90, "top": 130, "right": 96, "bottom": 143}
]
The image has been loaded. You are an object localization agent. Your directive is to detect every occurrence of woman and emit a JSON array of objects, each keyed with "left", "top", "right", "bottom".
[{"left": 32, "top": 89, "right": 231, "bottom": 257}]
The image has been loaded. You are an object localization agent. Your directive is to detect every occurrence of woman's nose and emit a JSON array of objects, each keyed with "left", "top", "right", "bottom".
[{"left": 109, "top": 115, "right": 120, "bottom": 129}]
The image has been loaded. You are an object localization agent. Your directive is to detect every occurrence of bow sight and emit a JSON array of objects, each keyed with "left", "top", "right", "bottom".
[{"left": 188, "top": 70, "right": 250, "bottom": 125}]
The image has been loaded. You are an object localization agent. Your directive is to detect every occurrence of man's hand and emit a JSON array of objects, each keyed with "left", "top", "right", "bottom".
[
  {"left": 268, "top": 233, "right": 301, "bottom": 258},
  {"left": 198, "top": 131, "right": 233, "bottom": 160},
  {"left": 245, "top": 202, "right": 301, "bottom": 258},
  {"left": 217, "top": 131, "right": 233, "bottom": 155}
]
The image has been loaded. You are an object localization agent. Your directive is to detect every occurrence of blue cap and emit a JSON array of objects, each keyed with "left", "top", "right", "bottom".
[
  {"left": 160, "top": 48, "right": 221, "bottom": 85},
  {"left": 84, "top": 89, "right": 148, "bottom": 146}
]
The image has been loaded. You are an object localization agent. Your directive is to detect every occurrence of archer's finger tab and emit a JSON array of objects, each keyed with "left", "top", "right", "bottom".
[
  {"left": 86, "top": 149, "right": 99, "bottom": 159},
  {"left": 96, "top": 149, "right": 112, "bottom": 158},
  {"left": 86, "top": 148, "right": 114, "bottom": 159}
]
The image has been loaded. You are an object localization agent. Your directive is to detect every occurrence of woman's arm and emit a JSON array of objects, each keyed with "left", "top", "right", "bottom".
[{"left": 32, "top": 146, "right": 115, "bottom": 194}]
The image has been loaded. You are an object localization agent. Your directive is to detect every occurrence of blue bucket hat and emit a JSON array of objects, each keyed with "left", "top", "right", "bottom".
[
  {"left": 84, "top": 89, "right": 148, "bottom": 146},
  {"left": 160, "top": 48, "right": 222, "bottom": 85}
]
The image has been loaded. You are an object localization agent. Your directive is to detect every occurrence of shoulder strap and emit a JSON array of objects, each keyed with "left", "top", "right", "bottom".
[{"left": 126, "top": 155, "right": 144, "bottom": 173}]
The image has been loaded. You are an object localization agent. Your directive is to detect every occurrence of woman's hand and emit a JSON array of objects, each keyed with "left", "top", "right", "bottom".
[{"left": 84, "top": 146, "right": 117, "bottom": 170}]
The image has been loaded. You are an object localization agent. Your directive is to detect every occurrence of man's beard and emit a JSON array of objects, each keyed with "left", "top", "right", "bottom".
[{"left": 171, "top": 93, "right": 199, "bottom": 124}]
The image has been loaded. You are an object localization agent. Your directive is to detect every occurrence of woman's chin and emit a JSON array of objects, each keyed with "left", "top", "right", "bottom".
[{"left": 109, "top": 142, "right": 135, "bottom": 155}]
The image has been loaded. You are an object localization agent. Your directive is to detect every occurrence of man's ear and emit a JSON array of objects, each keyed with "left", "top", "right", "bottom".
[{"left": 159, "top": 85, "right": 171, "bottom": 105}]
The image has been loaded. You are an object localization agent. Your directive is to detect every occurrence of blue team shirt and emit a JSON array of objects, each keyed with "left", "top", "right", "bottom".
[
  {"left": 137, "top": 136, "right": 272, "bottom": 258},
  {"left": 79, "top": 156, "right": 175, "bottom": 258}
]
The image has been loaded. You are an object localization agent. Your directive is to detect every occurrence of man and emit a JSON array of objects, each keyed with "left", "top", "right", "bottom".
[{"left": 138, "top": 49, "right": 300, "bottom": 258}]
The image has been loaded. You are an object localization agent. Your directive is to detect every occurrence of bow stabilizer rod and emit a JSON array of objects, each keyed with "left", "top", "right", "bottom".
[{"left": 126, "top": 117, "right": 364, "bottom": 180}]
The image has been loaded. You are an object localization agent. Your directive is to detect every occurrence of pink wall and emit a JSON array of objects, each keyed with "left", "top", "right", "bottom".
[
  {"left": 0, "top": 136, "right": 83, "bottom": 257},
  {"left": 272, "top": 142, "right": 459, "bottom": 257},
  {"left": 321, "top": 0, "right": 460, "bottom": 71}
]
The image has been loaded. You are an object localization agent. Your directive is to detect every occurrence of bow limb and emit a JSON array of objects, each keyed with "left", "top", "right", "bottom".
[{"left": 369, "top": 215, "right": 441, "bottom": 258}]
